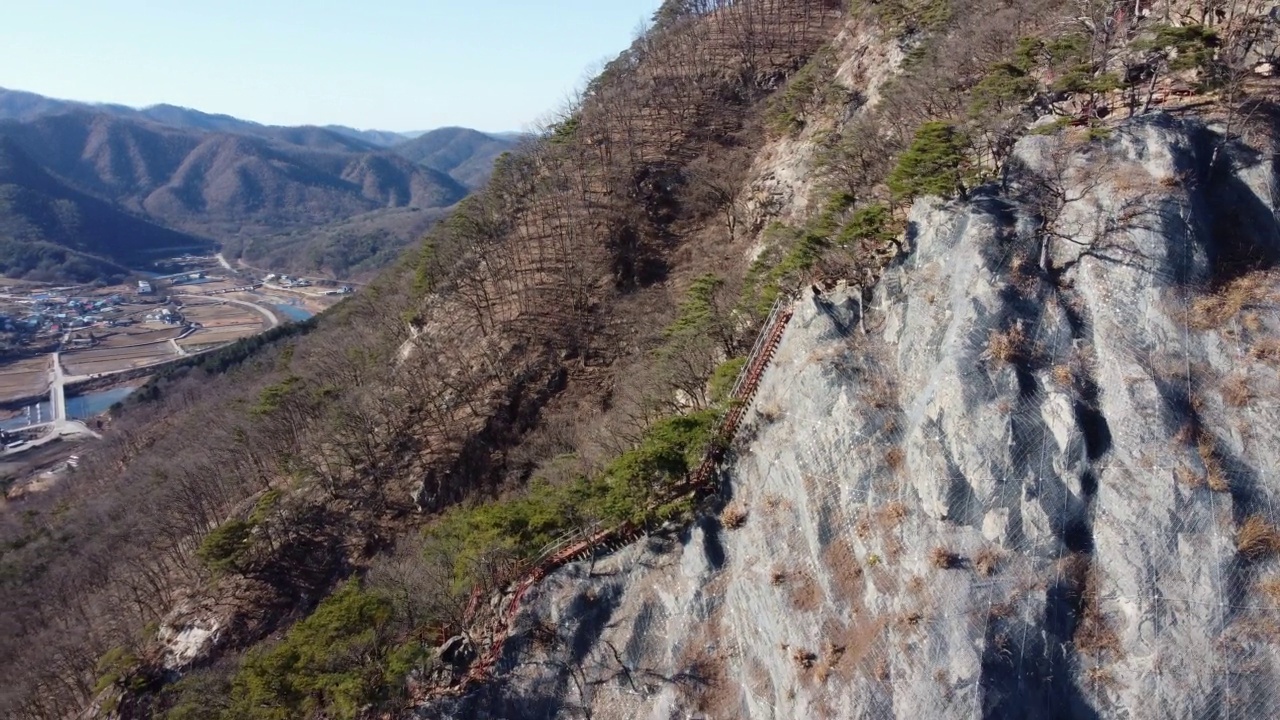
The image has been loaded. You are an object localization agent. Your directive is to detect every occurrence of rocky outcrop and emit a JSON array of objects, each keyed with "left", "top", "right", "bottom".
[{"left": 425, "top": 116, "right": 1280, "bottom": 719}]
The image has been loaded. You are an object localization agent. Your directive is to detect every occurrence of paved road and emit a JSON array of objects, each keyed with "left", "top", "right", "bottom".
[
  {"left": 12, "top": 352, "right": 104, "bottom": 446},
  {"left": 49, "top": 352, "right": 66, "bottom": 423}
]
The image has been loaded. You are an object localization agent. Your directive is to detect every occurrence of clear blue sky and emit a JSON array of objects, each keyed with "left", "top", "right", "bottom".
[{"left": 0, "top": 0, "right": 663, "bottom": 133}]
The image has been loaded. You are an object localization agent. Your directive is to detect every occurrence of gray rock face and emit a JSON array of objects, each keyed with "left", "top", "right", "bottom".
[{"left": 426, "top": 116, "right": 1280, "bottom": 719}]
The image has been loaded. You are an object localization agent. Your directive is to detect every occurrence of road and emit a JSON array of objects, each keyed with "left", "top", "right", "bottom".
[
  {"left": 49, "top": 351, "right": 66, "bottom": 422},
  {"left": 10, "top": 352, "right": 104, "bottom": 447}
]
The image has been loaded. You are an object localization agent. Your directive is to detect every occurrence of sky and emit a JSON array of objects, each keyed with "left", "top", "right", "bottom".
[{"left": 0, "top": 0, "right": 664, "bottom": 133}]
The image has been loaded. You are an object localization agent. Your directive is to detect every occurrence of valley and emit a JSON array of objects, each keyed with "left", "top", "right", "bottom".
[
  {"left": 8, "top": 1, "right": 1280, "bottom": 719},
  {"left": 0, "top": 253, "right": 340, "bottom": 502}
]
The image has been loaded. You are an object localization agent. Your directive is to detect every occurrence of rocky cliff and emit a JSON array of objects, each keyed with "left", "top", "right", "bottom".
[{"left": 426, "top": 115, "right": 1280, "bottom": 719}]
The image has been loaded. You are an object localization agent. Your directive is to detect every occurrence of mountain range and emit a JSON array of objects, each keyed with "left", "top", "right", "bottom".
[{"left": 0, "top": 87, "right": 523, "bottom": 280}]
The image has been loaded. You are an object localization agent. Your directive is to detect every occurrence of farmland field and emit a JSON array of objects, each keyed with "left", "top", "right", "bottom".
[
  {"left": 177, "top": 301, "right": 266, "bottom": 349},
  {"left": 0, "top": 357, "right": 49, "bottom": 402},
  {"left": 93, "top": 327, "right": 184, "bottom": 348},
  {"left": 62, "top": 345, "right": 177, "bottom": 376}
]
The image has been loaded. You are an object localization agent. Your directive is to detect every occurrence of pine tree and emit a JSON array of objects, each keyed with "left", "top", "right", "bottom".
[{"left": 887, "top": 121, "right": 968, "bottom": 202}]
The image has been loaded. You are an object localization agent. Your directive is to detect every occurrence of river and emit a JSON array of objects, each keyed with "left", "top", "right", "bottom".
[
  {"left": 67, "top": 387, "right": 137, "bottom": 420},
  {"left": 0, "top": 386, "right": 140, "bottom": 431},
  {"left": 271, "top": 303, "right": 314, "bottom": 322}
]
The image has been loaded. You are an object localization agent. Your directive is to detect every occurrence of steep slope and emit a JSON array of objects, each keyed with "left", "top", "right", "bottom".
[
  {"left": 0, "top": 137, "right": 212, "bottom": 281},
  {"left": 434, "top": 116, "right": 1280, "bottom": 719},
  {"left": 10, "top": 1, "right": 1280, "bottom": 719},
  {"left": 390, "top": 127, "right": 519, "bottom": 188}
]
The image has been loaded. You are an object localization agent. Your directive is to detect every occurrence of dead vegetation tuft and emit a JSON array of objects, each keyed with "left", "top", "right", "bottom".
[
  {"left": 929, "top": 546, "right": 962, "bottom": 570},
  {"left": 789, "top": 571, "right": 822, "bottom": 612},
  {"left": 814, "top": 641, "right": 847, "bottom": 683},
  {"left": 1250, "top": 338, "right": 1280, "bottom": 363},
  {"left": 1190, "top": 271, "right": 1278, "bottom": 330},
  {"left": 973, "top": 547, "right": 1004, "bottom": 577},
  {"left": 1237, "top": 515, "right": 1280, "bottom": 561},
  {"left": 854, "top": 515, "right": 872, "bottom": 539},
  {"left": 1221, "top": 373, "right": 1253, "bottom": 408},
  {"left": 791, "top": 647, "right": 817, "bottom": 669},
  {"left": 1175, "top": 464, "right": 1203, "bottom": 489},
  {"left": 1197, "top": 432, "right": 1230, "bottom": 493},
  {"left": 884, "top": 446, "right": 905, "bottom": 472},
  {"left": 984, "top": 322, "right": 1028, "bottom": 365},
  {"left": 720, "top": 504, "right": 749, "bottom": 529},
  {"left": 1260, "top": 576, "right": 1280, "bottom": 606},
  {"left": 1051, "top": 363, "right": 1075, "bottom": 389},
  {"left": 881, "top": 501, "right": 908, "bottom": 526}
]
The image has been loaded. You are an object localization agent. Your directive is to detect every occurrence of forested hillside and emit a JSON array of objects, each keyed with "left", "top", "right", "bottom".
[
  {"left": 0, "top": 93, "right": 511, "bottom": 279},
  {"left": 0, "top": 137, "right": 211, "bottom": 281},
  {"left": 388, "top": 127, "right": 520, "bottom": 188},
  {"left": 4, "top": 0, "right": 1280, "bottom": 718}
]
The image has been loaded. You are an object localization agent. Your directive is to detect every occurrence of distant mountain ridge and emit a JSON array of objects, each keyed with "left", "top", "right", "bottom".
[
  {"left": 0, "top": 86, "right": 404, "bottom": 148},
  {"left": 0, "top": 88, "right": 525, "bottom": 280},
  {"left": 0, "top": 137, "right": 211, "bottom": 282},
  {"left": 391, "top": 126, "right": 523, "bottom": 188}
]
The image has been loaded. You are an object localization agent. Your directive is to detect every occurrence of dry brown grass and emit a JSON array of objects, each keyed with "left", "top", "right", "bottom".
[
  {"left": 1190, "top": 271, "right": 1278, "bottom": 330},
  {"left": 1072, "top": 562, "right": 1122, "bottom": 658},
  {"left": 854, "top": 517, "right": 872, "bottom": 539},
  {"left": 862, "top": 372, "right": 898, "bottom": 410},
  {"left": 720, "top": 504, "right": 749, "bottom": 529},
  {"left": 985, "top": 323, "right": 1028, "bottom": 365},
  {"left": 1260, "top": 576, "right": 1280, "bottom": 607},
  {"left": 791, "top": 647, "right": 817, "bottom": 669},
  {"left": 1174, "top": 464, "right": 1203, "bottom": 489},
  {"left": 881, "top": 501, "right": 908, "bottom": 525},
  {"left": 1237, "top": 515, "right": 1280, "bottom": 561},
  {"left": 884, "top": 446, "right": 905, "bottom": 472},
  {"left": 1051, "top": 364, "right": 1075, "bottom": 389},
  {"left": 897, "top": 610, "right": 924, "bottom": 630},
  {"left": 1197, "top": 432, "right": 1230, "bottom": 493},
  {"left": 814, "top": 641, "right": 846, "bottom": 683},
  {"left": 1250, "top": 338, "right": 1280, "bottom": 363},
  {"left": 790, "top": 572, "right": 822, "bottom": 612},
  {"left": 929, "top": 546, "right": 961, "bottom": 570},
  {"left": 973, "top": 547, "right": 1004, "bottom": 577},
  {"left": 1221, "top": 373, "right": 1253, "bottom": 408}
]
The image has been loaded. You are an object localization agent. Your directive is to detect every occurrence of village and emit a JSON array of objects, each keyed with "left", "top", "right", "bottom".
[
  {"left": 0, "top": 254, "right": 356, "bottom": 411},
  {"left": 0, "top": 254, "right": 357, "bottom": 502}
]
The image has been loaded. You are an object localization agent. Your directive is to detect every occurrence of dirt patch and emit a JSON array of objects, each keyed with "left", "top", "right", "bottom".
[
  {"left": 821, "top": 534, "right": 865, "bottom": 602},
  {"left": 789, "top": 570, "right": 822, "bottom": 613}
]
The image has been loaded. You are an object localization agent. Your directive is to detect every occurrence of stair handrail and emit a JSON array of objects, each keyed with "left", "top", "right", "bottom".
[{"left": 441, "top": 293, "right": 799, "bottom": 698}]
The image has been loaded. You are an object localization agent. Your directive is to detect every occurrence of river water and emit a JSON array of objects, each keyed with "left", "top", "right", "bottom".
[
  {"left": 271, "top": 303, "right": 314, "bottom": 322},
  {"left": 67, "top": 387, "right": 137, "bottom": 420},
  {"left": 0, "top": 401, "right": 54, "bottom": 431},
  {"left": 0, "top": 386, "right": 139, "bottom": 430}
]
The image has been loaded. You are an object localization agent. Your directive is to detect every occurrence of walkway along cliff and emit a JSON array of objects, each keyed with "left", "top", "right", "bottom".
[
  {"left": 439, "top": 293, "right": 799, "bottom": 695},
  {"left": 423, "top": 115, "right": 1280, "bottom": 720}
]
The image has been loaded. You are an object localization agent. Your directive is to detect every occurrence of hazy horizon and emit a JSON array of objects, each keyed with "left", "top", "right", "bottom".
[{"left": 0, "top": 0, "right": 664, "bottom": 134}]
